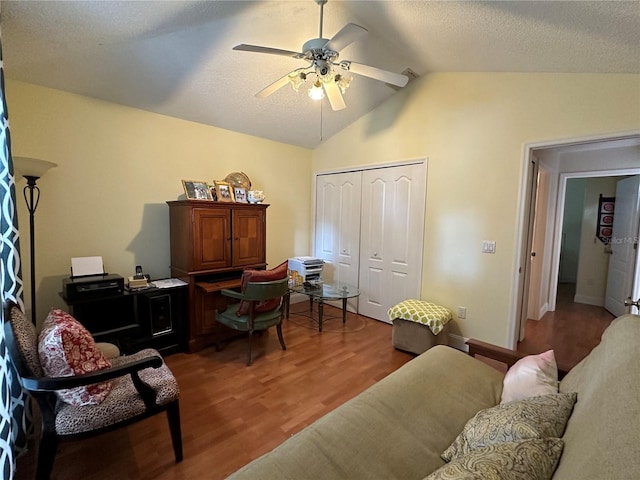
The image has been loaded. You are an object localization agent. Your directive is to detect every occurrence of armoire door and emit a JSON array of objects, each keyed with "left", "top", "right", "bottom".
[
  {"left": 359, "top": 163, "right": 426, "bottom": 323},
  {"left": 314, "top": 171, "right": 362, "bottom": 289}
]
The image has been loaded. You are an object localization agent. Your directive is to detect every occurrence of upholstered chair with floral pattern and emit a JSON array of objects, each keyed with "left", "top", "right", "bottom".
[{"left": 3, "top": 301, "right": 183, "bottom": 479}]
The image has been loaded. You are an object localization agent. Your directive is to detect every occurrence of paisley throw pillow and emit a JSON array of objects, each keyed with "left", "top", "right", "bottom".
[{"left": 38, "top": 308, "right": 113, "bottom": 406}]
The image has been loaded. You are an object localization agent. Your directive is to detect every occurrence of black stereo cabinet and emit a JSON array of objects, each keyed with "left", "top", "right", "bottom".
[{"left": 60, "top": 282, "right": 187, "bottom": 355}]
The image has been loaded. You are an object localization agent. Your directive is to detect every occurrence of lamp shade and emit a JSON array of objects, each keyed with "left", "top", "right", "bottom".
[{"left": 13, "top": 156, "right": 57, "bottom": 179}]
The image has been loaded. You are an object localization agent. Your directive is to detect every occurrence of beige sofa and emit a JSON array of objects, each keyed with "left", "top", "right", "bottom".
[{"left": 228, "top": 314, "right": 639, "bottom": 479}]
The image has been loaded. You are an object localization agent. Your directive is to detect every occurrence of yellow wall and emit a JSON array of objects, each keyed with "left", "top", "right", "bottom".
[
  {"left": 8, "top": 73, "right": 640, "bottom": 344},
  {"left": 6, "top": 80, "right": 312, "bottom": 326},
  {"left": 313, "top": 73, "right": 640, "bottom": 346}
]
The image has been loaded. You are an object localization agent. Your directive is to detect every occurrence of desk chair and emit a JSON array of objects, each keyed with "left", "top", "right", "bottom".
[{"left": 216, "top": 278, "right": 289, "bottom": 365}]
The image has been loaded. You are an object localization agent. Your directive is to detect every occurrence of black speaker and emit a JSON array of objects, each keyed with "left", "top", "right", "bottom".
[{"left": 149, "top": 293, "right": 173, "bottom": 336}]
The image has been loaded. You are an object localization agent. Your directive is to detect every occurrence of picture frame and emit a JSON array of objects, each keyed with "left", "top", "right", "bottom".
[
  {"left": 233, "top": 186, "right": 248, "bottom": 203},
  {"left": 214, "top": 180, "right": 235, "bottom": 202},
  {"left": 182, "top": 180, "right": 213, "bottom": 200}
]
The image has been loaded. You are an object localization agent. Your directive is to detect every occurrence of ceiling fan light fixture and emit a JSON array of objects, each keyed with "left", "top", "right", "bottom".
[
  {"left": 308, "top": 79, "right": 325, "bottom": 100},
  {"left": 289, "top": 71, "right": 307, "bottom": 92},
  {"left": 335, "top": 73, "right": 352, "bottom": 94}
]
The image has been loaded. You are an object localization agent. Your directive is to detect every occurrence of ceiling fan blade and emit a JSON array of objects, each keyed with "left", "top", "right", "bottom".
[
  {"left": 233, "top": 44, "right": 303, "bottom": 59},
  {"left": 323, "top": 80, "right": 346, "bottom": 111},
  {"left": 339, "top": 61, "right": 409, "bottom": 88},
  {"left": 324, "top": 23, "right": 368, "bottom": 53},
  {"left": 255, "top": 74, "right": 293, "bottom": 99}
]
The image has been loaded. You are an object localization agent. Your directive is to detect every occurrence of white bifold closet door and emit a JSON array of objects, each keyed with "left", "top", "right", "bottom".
[{"left": 314, "top": 162, "right": 426, "bottom": 323}]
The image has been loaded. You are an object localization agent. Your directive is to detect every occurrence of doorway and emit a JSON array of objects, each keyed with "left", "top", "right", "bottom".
[{"left": 512, "top": 133, "right": 640, "bottom": 348}]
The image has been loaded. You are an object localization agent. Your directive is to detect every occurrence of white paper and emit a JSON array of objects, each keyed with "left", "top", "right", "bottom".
[
  {"left": 71, "top": 256, "right": 104, "bottom": 277},
  {"left": 152, "top": 278, "right": 188, "bottom": 289}
]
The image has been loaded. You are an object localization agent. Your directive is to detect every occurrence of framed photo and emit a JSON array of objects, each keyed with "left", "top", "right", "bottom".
[
  {"left": 234, "top": 186, "right": 248, "bottom": 203},
  {"left": 182, "top": 180, "right": 212, "bottom": 200},
  {"left": 214, "top": 181, "right": 234, "bottom": 202},
  {"left": 209, "top": 186, "right": 218, "bottom": 201}
]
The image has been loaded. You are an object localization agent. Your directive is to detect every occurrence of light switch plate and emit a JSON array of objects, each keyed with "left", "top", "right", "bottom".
[{"left": 482, "top": 240, "right": 496, "bottom": 254}]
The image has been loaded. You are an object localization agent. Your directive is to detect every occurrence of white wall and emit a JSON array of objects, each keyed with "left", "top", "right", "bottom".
[{"left": 313, "top": 72, "right": 640, "bottom": 347}]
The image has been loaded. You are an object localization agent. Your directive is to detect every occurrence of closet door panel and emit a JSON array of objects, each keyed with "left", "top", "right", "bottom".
[
  {"left": 315, "top": 172, "right": 361, "bottom": 289},
  {"left": 360, "top": 164, "right": 426, "bottom": 322}
]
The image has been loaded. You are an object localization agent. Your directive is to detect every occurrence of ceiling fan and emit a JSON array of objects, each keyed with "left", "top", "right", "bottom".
[{"left": 233, "top": 0, "right": 409, "bottom": 111}]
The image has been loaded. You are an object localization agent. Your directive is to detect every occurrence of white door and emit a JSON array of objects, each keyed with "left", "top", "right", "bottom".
[
  {"left": 315, "top": 172, "right": 362, "bottom": 289},
  {"left": 359, "top": 164, "right": 426, "bottom": 323},
  {"left": 604, "top": 176, "right": 640, "bottom": 316}
]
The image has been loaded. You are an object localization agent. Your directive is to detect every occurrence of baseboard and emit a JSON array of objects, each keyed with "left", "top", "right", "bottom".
[
  {"left": 573, "top": 294, "right": 604, "bottom": 307},
  {"left": 537, "top": 302, "right": 549, "bottom": 320},
  {"left": 447, "top": 333, "right": 469, "bottom": 353}
]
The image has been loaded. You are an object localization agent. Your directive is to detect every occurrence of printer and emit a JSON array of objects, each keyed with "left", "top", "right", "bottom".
[
  {"left": 62, "top": 274, "right": 124, "bottom": 301},
  {"left": 62, "top": 256, "right": 124, "bottom": 300},
  {"left": 288, "top": 256, "right": 324, "bottom": 286}
]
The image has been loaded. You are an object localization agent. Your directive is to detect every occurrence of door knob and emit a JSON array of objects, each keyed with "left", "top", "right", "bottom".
[{"left": 624, "top": 298, "right": 640, "bottom": 308}]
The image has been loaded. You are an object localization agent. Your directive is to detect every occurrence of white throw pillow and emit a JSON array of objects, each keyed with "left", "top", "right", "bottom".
[{"left": 500, "top": 350, "right": 558, "bottom": 404}]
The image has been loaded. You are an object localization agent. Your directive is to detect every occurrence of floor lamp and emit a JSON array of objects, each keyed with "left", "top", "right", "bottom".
[{"left": 13, "top": 156, "right": 57, "bottom": 325}]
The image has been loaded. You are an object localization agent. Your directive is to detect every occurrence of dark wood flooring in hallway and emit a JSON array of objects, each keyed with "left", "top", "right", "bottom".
[{"left": 517, "top": 283, "right": 616, "bottom": 371}]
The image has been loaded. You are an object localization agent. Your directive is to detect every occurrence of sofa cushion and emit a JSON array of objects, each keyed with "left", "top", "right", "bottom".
[
  {"left": 426, "top": 438, "right": 564, "bottom": 480},
  {"left": 555, "top": 314, "right": 640, "bottom": 480},
  {"left": 38, "top": 308, "right": 113, "bottom": 406},
  {"left": 441, "top": 392, "right": 576, "bottom": 462},
  {"left": 237, "top": 260, "right": 288, "bottom": 315},
  {"left": 227, "top": 345, "right": 503, "bottom": 480},
  {"left": 500, "top": 350, "right": 558, "bottom": 403}
]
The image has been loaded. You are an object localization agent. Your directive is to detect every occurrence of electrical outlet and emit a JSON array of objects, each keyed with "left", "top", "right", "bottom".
[{"left": 457, "top": 306, "right": 467, "bottom": 319}]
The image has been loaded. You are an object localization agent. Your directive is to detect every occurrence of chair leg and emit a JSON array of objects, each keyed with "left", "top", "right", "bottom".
[
  {"left": 276, "top": 322, "right": 286, "bottom": 351},
  {"left": 166, "top": 400, "right": 183, "bottom": 463},
  {"left": 246, "top": 330, "right": 253, "bottom": 366},
  {"left": 36, "top": 429, "right": 59, "bottom": 480}
]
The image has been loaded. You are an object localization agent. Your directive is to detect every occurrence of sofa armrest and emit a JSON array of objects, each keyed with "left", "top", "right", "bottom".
[
  {"left": 466, "top": 339, "right": 570, "bottom": 379},
  {"left": 466, "top": 339, "right": 525, "bottom": 368}
]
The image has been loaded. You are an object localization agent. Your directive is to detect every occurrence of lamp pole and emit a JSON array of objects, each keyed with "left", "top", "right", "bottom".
[
  {"left": 23, "top": 175, "right": 41, "bottom": 325},
  {"left": 13, "top": 156, "right": 57, "bottom": 326}
]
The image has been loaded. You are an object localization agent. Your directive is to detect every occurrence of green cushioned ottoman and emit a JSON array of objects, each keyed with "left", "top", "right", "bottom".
[{"left": 388, "top": 299, "right": 452, "bottom": 355}]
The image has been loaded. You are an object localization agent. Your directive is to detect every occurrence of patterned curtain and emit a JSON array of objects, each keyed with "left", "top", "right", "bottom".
[{"left": 0, "top": 29, "right": 28, "bottom": 479}]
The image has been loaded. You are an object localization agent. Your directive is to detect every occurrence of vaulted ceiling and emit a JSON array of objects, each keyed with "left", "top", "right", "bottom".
[{"left": 2, "top": 1, "right": 639, "bottom": 149}]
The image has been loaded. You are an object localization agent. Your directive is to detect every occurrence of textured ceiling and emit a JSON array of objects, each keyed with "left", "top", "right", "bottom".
[{"left": 2, "top": 1, "right": 639, "bottom": 149}]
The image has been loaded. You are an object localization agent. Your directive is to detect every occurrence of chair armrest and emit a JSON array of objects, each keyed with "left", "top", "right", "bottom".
[
  {"left": 220, "top": 288, "right": 244, "bottom": 300},
  {"left": 466, "top": 339, "right": 526, "bottom": 368},
  {"left": 21, "top": 355, "right": 163, "bottom": 392}
]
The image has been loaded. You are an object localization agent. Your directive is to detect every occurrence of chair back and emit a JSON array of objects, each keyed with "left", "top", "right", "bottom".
[
  {"left": 3, "top": 301, "right": 44, "bottom": 379},
  {"left": 242, "top": 278, "right": 288, "bottom": 302}
]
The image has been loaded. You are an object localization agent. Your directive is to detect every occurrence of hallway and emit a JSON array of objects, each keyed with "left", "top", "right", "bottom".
[{"left": 517, "top": 283, "right": 616, "bottom": 371}]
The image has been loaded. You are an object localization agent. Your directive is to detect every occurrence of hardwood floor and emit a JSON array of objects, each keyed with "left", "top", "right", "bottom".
[
  {"left": 517, "top": 283, "right": 615, "bottom": 371},
  {"left": 17, "top": 303, "right": 413, "bottom": 480}
]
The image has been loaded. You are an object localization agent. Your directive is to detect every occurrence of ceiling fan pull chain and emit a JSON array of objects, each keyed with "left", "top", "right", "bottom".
[{"left": 320, "top": 100, "right": 323, "bottom": 142}]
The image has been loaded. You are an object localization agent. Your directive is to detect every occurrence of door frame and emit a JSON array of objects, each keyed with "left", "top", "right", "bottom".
[{"left": 510, "top": 131, "right": 640, "bottom": 349}]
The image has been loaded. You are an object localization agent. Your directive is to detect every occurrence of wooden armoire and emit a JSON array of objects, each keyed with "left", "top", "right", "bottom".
[{"left": 167, "top": 200, "right": 268, "bottom": 352}]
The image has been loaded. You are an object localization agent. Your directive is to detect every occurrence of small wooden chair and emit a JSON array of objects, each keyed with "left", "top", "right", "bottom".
[{"left": 216, "top": 278, "right": 289, "bottom": 365}]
